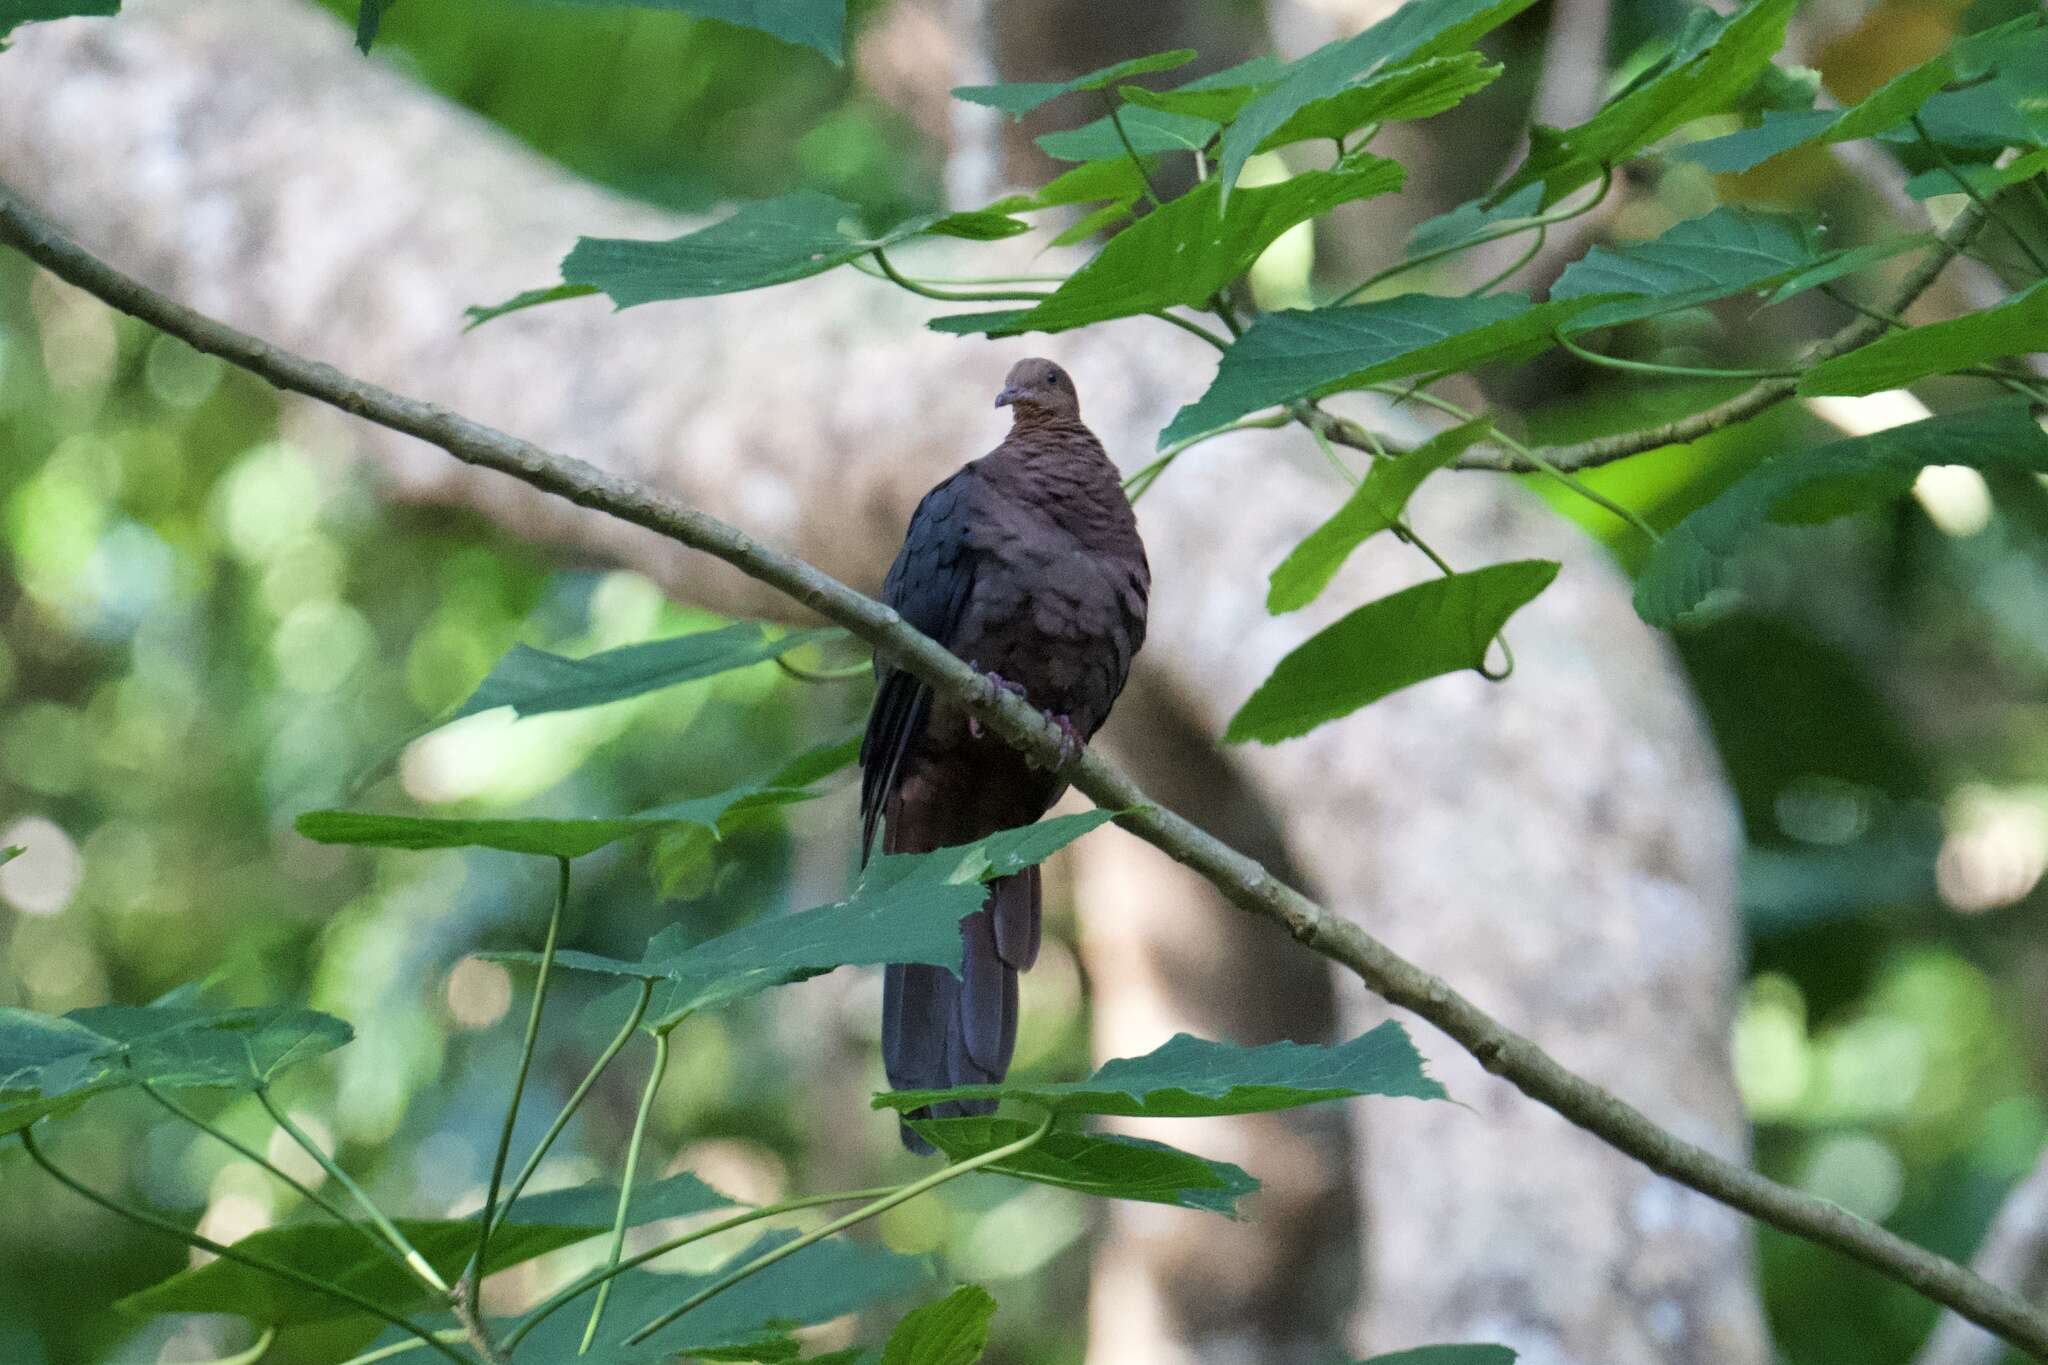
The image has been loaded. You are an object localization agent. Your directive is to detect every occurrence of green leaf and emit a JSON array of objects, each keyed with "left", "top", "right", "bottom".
[
  {"left": 1889, "top": 21, "right": 2048, "bottom": 152},
  {"left": 1549, "top": 206, "right": 1831, "bottom": 328},
  {"left": 935, "top": 158, "right": 1403, "bottom": 338},
  {"left": 460, "top": 283, "right": 602, "bottom": 329},
  {"left": 1636, "top": 400, "right": 2048, "bottom": 626},
  {"left": 1218, "top": 0, "right": 1541, "bottom": 204},
  {"left": 353, "top": 0, "right": 396, "bottom": 52},
  {"left": 1036, "top": 57, "right": 1284, "bottom": 162},
  {"left": 451, "top": 623, "right": 842, "bottom": 721},
  {"left": 0, "top": 1008, "right": 119, "bottom": 1134},
  {"left": 1160, "top": 294, "right": 1608, "bottom": 447},
  {"left": 0, "top": 845, "right": 20, "bottom": 867},
  {"left": 0, "top": 0, "right": 118, "bottom": 45},
  {"left": 296, "top": 786, "right": 816, "bottom": 860},
  {"left": 514, "top": 1234, "right": 932, "bottom": 1362},
  {"left": 553, "top": 0, "right": 848, "bottom": 64},
  {"left": 1360, "top": 1349, "right": 1517, "bottom": 1365},
  {"left": 880, "top": 1285, "right": 996, "bottom": 1365},
  {"left": 480, "top": 194, "right": 1023, "bottom": 315},
  {"left": 1673, "top": 108, "right": 1833, "bottom": 173},
  {"left": 1226, "top": 561, "right": 1559, "bottom": 744},
  {"left": 119, "top": 1173, "right": 730, "bottom": 1326},
  {"left": 1761, "top": 234, "right": 1935, "bottom": 305},
  {"left": 489, "top": 810, "right": 1121, "bottom": 1029},
  {"left": 1799, "top": 279, "right": 2048, "bottom": 396},
  {"left": 952, "top": 49, "right": 1196, "bottom": 118},
  {"left": 909, "top": 1117, "right": 1260, "bottom": 1217},
  {"left": 876, "top": 1019, "right": 1445, "bottom": 1117},
  {"left": 1494, "top": 0, "right": 1799, "bottom": 206},
  {"left": 1268, "top": 421, "right": 1492, "bottom": 613},
  {"left": 1119, "top": 82, "right": 1265, "bottom": 125},
  {"left": 1261, "top": 53, "right": 1503, "bottom": 149},
  {"left": 988, "top": 158, "right": 1150, "bottom": 214},
  {"left": 66, "top": 1004, "right": 351, "bottom": 1091},
  {"left": 1406, "top": 183, "right": 1545, "bottom": 258}
]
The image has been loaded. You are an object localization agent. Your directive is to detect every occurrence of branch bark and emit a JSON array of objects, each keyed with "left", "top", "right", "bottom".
[{"left": 5, "top": 175, "right": 2045, "bottom": 1359}]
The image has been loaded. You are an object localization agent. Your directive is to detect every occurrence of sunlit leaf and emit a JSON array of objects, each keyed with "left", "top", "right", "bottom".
[
  {"left": 880, "top": 1285, "right": 996, "bottom": 1365},
  {"left": 1160, "top": 295, "right": 1607, "bottom": 447},
  {"left": 910, "top": 1117, "right": 1260, "bottom": 1217},
  {"left": 876, "top": 1020, "right": 1445, "bottom": 1116},
  {"left": 119, "top": 1173, "right": 730, "bottom": 1326},
  {"left": 1494, "top": 0, "right": 1798, "bottom": 206},
  {"left": 1217, "top": 0, "right": 1540, "bottom": 205},
  {"left": 952, "top": 49, "right": 1196, "bottom": 118},
  {"left": 487, "top": 811, "right": 1121, "bottom": 1029},
  {"left": 1636, "top": 400, "right": 2048, "bottom": 626},
  {"left": 451, "top": 623, "right": 842, "bottom": 721},
  {"left": 934, "top": 157, "right": 1403, "bottom": 337},
  {"left": 1268, "top": 421, "right": 1492, "bottom": 613},
  {"left": 1227, "top": 561, "right": 1558, "bottom": 743},
  {"left": 1798, "top": 279, "right": 2048, "bottom": 396}
]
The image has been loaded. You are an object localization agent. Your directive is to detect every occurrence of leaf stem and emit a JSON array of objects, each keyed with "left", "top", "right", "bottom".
[
  {"left": 251, "top": 1088, "right": 447, "bottom": 1295},
  {"left": 468, "top": 854, "right": 571, "bottom": 1319},
  {"left": 1551, "top": 330, "right": 1803, "bottom": 381},
  {"left": 335, "top": 1331, "right": 470, "bottom": 1365},
  {"left": 1333, "top": 167, "right": 1613, "bottom": 306},
  {"left": 773, "top": 653, "right": 873, "bottom": 684},
  {"left": 868, "top": 249, "right": 1050, "bottom": 303},
  {"left": 1914, "top": 116, "right": 2048, "bottom": 275},
  {"left": 578, "top": 1024, "right": 671, "bottom": 1352},
  {"left": 1123, "top": 412, "right": 1293, "bottom": 502},
  {"left": 1103, "top": 92, "right": 1164, "bottom": 208},
  {"left": 620, "top": 1111, "right": 1057, "bottom": 1347},
  {"left": 139, "top": 1081, "right": 371, "bottom": 1244},
  {"left": 16, "top": 1129, "right": 468, "bottom": 1364},
  {"left": 499, "top": 1185, "right": 902, "bottom": 1353}
]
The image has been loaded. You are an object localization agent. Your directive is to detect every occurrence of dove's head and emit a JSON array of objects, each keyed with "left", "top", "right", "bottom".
[{"left": 995, "top": 357, "right": 1081, "bottom": 423}]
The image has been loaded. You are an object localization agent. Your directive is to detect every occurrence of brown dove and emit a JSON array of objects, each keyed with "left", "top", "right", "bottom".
[{"left": 860, "top": 357, "right": 1150, "bottom": 1152}]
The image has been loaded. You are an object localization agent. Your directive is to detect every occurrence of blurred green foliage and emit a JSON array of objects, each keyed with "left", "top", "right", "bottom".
[{"left": 4, "top": 0, "right": 2048, "bottom": 1362}]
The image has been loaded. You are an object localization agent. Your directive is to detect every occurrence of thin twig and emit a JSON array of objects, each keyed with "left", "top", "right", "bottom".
[
  {"left": 580, "top": 1025, "right": 670, "bottom": 1352},
  {"left": 5, "top": 180, "right": 2046, "bottom": 1359}
]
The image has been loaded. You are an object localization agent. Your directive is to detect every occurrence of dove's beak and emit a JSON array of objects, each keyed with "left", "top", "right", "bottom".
[{"left": 995, "top": 386, "right": 1021, "bottom": 408}]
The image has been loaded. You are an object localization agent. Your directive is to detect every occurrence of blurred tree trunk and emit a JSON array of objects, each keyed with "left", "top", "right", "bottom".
[{"left": 0, "top": 2, "right": 1768, "bottom": 1361}]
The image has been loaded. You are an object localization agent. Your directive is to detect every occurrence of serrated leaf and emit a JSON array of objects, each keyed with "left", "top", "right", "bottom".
[
  {"left": 0, "top": 0, "right": 118, "bottom": 44},
  {"left": 510, "top": 1234, "right": 932, "bottom": 1362},
  {"left": 1218, "top": 0, "right": 1541, "bottom": 205},
  {"left": 910, "top": 1118, "right": 1259, "bottom": 1217},
  {"left": 1799, "top": 279, "right": 2048, "bottom": 396},
  {"left": 1549, "top": 206, "right": 1831, "bottom": 328},
  {"left": 119, "top": 1172, "right": 731, "bottom": 1327},
  {"left": 952, "top": 49, "right": 1196, "bottom": 119},
  {"left": 1360, "top": 1349, "right": 1517, "bottom": 1365},
  {"left": 1227, "top": 561, "right": 1558, "bottom": 744},
  {"left": 876, "top": 1020, "right": 1445, "bottom": 1116},
  {"left": 488, "top": 811, "right": 1120, "bottom": 1029},
  {"left": 1495, "top": 0, "right": 1799, "bottom": 206},
  {"left": 1636, "top": 400, "right": 2048, "bottom": 626},
  {"left": 1261, "top": 52, "right": 1502, "bottom": 149},
  {"left": 1160, "top": 294, "right": 1609, "bottom": 447},
  {"left": 476, "top": 194, "right": 1023, "bottom": 316},
  {"left": 1268, "top": 421, "right": 1492, "bottom": 613},
  {"left": 451, "top": 623, "right": 842, "bottom": 722},
  {"left": 552, "top": 0, "right": 848, "bottom": 63},
  {"left": 936, "top": 158, "right": 1403, "bottom": 338},
  {"left": 880, "top": 1285, "right": 996, "bottom": 1365}
]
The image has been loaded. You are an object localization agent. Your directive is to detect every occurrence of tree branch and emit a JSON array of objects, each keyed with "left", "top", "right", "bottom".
[
  {"left": 1443, "top": 197, "right": 1992, "bottom": 473},
  {"left": 5, "top": 179, "right": 2046, "bottom": 1359},
  {"left": 1916, "top": 1149, "right": 2048, "bottom": 1365}
]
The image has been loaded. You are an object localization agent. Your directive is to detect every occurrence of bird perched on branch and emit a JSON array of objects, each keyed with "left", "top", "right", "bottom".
[{"left": 860, "top": 357, "right": 1150, "bottom": 1152}]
